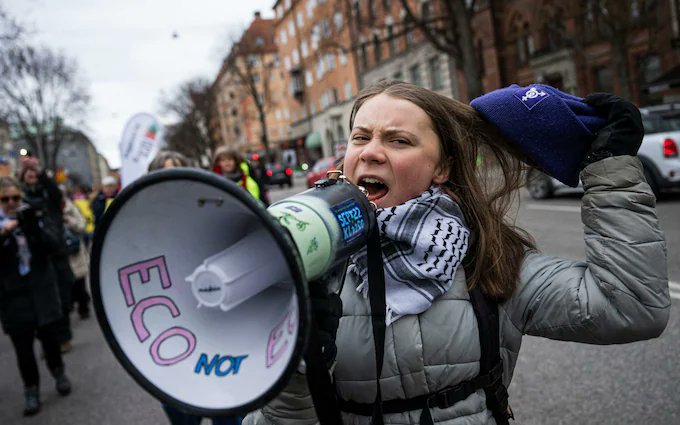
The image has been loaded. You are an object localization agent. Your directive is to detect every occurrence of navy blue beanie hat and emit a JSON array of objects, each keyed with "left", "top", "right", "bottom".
[{"left": 470, "top": 84, "right": 607, "bottom": 187}]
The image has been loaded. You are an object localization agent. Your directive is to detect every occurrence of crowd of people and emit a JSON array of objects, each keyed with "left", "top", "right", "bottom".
[
  {"left": 0, "top": 148, "right": 260, "bottom": 422},
  {"left": 0, "top": 155, "right": 112, "bottom": 416}
]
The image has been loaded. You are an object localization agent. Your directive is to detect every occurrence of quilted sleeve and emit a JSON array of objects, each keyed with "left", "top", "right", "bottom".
[{"left": 504, "top": 156, "right": 670, "bottom": 344}]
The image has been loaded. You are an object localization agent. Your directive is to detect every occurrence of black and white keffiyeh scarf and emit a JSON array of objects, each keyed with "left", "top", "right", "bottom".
[{"left": 348, "top": 186, "right": 470, "bottom": 325}]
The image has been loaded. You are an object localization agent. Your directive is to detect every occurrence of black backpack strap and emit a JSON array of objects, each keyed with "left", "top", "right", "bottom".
[
  {"left": 468, "top": 287, "right": 514, "bottom": 425},
  {"left": 366, "top": 225, "right": 387, "bottom": 425}
]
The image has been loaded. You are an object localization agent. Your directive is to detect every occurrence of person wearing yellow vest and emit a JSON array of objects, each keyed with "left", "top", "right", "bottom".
[{"left": 212, "top": 147, "right": 264, "bottom": 203}]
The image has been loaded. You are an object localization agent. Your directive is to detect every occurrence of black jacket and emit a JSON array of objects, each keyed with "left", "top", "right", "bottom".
[{"left": 0, "top": 213, "right": 63, "bottom": 334}]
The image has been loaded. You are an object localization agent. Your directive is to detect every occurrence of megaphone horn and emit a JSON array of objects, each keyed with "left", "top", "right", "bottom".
[{"left": 91, "top": 168, "right": 375, "bottom": 417}]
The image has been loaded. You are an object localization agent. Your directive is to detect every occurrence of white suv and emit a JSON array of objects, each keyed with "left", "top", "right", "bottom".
[{"left": 526, "top": 104, "right": 680, "bottom": 199}]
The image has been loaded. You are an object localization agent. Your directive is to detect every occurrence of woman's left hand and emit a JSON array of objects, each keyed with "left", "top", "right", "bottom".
[{"left": 581, "top": 93, "right": 644, "bottom": 167}]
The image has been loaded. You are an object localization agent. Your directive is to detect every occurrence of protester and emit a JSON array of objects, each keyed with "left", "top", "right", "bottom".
[
  {"left": 148, "top": 150, "right": 243, "bottom": 425},
  {"left": 243, "top": 81, "right": 670, "bottom": 424},
  {"left": 0, "top": 176, "right": 72, "bottom": 416},
  {"left": 61, "top": 192, "right": 90, "bottom": 320},
  {"left": 70, "top": 184, "right": 95, "bottom": 249},
  {"left": 212, "top": 147, "right": 267, "bottom": 205},
  {"left": 148, "top": 150, "right": 192, "bottom": 172},
  {"left": 91, "top": 175, "right": 118, "bottom": 227},
  {"left": 19, "top": 156, "right": 75, "bottom": 353}
]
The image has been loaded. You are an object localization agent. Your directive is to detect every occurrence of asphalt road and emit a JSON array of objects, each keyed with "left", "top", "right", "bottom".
[{"left": 0, "top": 175, "right": 678, "bottom": 424}]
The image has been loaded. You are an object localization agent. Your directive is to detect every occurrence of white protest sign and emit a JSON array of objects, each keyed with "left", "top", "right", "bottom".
[{"left": 119, "top": 113, "right": 164, "bottom": 187}]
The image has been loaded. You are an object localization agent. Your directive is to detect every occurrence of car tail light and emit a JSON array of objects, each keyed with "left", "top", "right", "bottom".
[
  {"left": 663, "top": 138, "right": 679, "bottom": 158},
  {"left": 285, "top": 168, "right": 292, "bottom": 176},
  {"left": 266, "top": 170, "right": 273, "bottom": 177}
]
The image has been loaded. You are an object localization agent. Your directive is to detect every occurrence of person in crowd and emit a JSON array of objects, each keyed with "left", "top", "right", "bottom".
[
  {"left": 70, "top": 184, "right": 95, "bottom": 249},
  {"left": 243, "top": 81, "right": 670, "bottom": 424},
  {"left": 61, "top": 189, "right": 90, "bottom": 320},
  {"left": 148, "top": 150, "right": 243, "bottom": 425},
  {"left": 212, "top": 147, "right": 267, "bottom": 205},
  {"left": 1, "top": 176, "right": 72, "bottom": 416},
  {"left": 19, "top": 156, "right": 75, "bottom": 353},
  {"left": 148, "top": 150, "right": 192, "bottom": 172},
  {"left": 91, "top": 175, "right": 118, "bottom": 227}
]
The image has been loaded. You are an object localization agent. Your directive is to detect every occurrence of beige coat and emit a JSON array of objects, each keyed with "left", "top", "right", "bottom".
[{"left": 63, "top": 199, "right": 89, "bottom": 280}]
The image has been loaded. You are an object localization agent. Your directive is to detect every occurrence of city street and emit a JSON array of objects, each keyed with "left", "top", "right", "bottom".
[{"left": 0, "top": 174, "right": 678, "bottom": 424}]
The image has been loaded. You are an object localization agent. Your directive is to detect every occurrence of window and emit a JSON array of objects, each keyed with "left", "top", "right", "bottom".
[
  {"left": 232, "top": 108, "right": 238, "bottom": 117},
  {"left": 334, "top": 12, "right": 344, "bottom": 29},
  {"left": 255, "top": 37, "right": 264, "bottom": 47},
  {"left": 409, "top": 64, "right": 422, "bottom": 86},
  {"left": 301, "top": 40, "right": 308, "bottom": 57},
  {"left": 404, "top": 18, "right": 415, "bottom": 47},
  {"left": 306, "top": 70, "right": 313, "bottom": 87},
  {"left": 280, "top": 29, "right": 287, "bottom": 45},
  {"left": 292, "top": 49, "right": 300, "bottom": 65},
  {"left": 332, "top": 88, "right": 339, "bottom": 104},
  {"left": 284, "top": 55, "right": 291, "bottom": 71},
  {"left": 316, "top": 58, "right": 325, "bottom": 79},
  {"left": 373, "top": 34, "right": 381, "bottom": 63},
  {"left": 275, "top": 109, "right": 282, "bottom": 120},
  {"left": 284, "top": 108, "right": 290, "bottom": 120},
  {"left": 353, "top": 1, "right": 362, "bottom": 27},
  {"left": 327, "top": 53, "right": 336, "bottom": 71},
  {"left": 297, "top": 11, "right": 304, "bottom": 28},
  {"left": 344, "top": 81, "right": 352, "bottom": 99},
  {"left": 252, "top": 72, "right": 260, "bottom": 83},
  {"left": 387, "top": 25, "right": 396, "bottom": 55},
  {"left": 320, "top": 19, "right": 331, "bottom": 37},
  {"left": 393, "top": 70, "right": 403, "bottom": 80},
  {"left": 369, "top": 0, "right": 377, "bottom": 22},
  {"left": 307, "top": 0, "right": 316, "bottom": 18},
  {"left": 288, "top": 21, "right": 295, "bottom": 37},
  {"left": 428, "top": 56, "right": 442, "bottom": 90},
  {"left": 339, "top": 49, "right": 348, "bottom": 65}
]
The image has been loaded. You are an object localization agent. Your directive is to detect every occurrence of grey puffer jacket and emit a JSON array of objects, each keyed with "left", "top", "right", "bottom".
[{"left": 244, "top": 156, "right": 670, "bottom": 425}]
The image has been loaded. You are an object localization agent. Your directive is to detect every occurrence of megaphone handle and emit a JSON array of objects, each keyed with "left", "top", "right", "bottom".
[{"left": 304, "top": 320, "right": 344, "bottom": 425}]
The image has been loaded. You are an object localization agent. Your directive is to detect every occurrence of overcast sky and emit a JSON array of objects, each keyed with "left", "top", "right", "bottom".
[{"left": 4, "top": 0, "right": 275, "bottom": 168}]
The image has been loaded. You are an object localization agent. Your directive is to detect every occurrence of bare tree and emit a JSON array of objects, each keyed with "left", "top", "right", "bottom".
[
  {"left": 223, "top": 37, "right": 277, "bottom": 161},
  {"left": 399, "top": 0, "right": 483, "bottom": 100},
  {"left": 160, "top": 78, "right": 218, "bottom": 166},
  {"left": 580, "top": 0, "right": 657, "bottom": 100},
  {"left": 0, "top": 45, "right": 90, "bottom": 171},
  {"left": 0, "top": 4, "right": 23, "bottom": 43}
]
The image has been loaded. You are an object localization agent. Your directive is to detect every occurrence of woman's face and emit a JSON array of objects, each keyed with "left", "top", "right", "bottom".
[
  {"left": 162, "top": 158, "right": 180, "bottom": 169},
  {"left": 219, "top": 156, "right": 237, "bottom": 174},
  {"left": 0, "top": 185, "right": 22, "bottom": 216},
  {"left": 23, "top": 169, "right": 38, "bottom": 186},
  {"left": 343, "top": 93, "right": 448, "bottom": 208}
]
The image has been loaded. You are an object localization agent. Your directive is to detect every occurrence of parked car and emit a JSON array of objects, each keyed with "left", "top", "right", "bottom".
[
  {"left": 264, "top": 162, "right": 293, "bottom": 188},
  {"left": 306, "top": 156, "right": 341, "bottom": 188},
  {"left": 525, "top": 104, "right": 680, "bottom": 199}
]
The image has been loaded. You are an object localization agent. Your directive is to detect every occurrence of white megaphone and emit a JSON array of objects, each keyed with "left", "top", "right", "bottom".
[{"left": 90, "top": 168, "right": 374, "bottom": 418}]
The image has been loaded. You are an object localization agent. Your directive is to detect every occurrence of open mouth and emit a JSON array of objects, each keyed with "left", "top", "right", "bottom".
[{"left": 359, "top": 177, "right": 389, "bottom": 202}]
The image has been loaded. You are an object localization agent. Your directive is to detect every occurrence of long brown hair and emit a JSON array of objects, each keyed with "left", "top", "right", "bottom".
[{"left": 349, "top": 81, "right": 536, "bottom": 301}]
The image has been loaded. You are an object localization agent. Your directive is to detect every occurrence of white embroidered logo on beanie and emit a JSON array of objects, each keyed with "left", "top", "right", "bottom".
[{"left": 514, "top": 86, "right": 549, "bottom": 110}]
